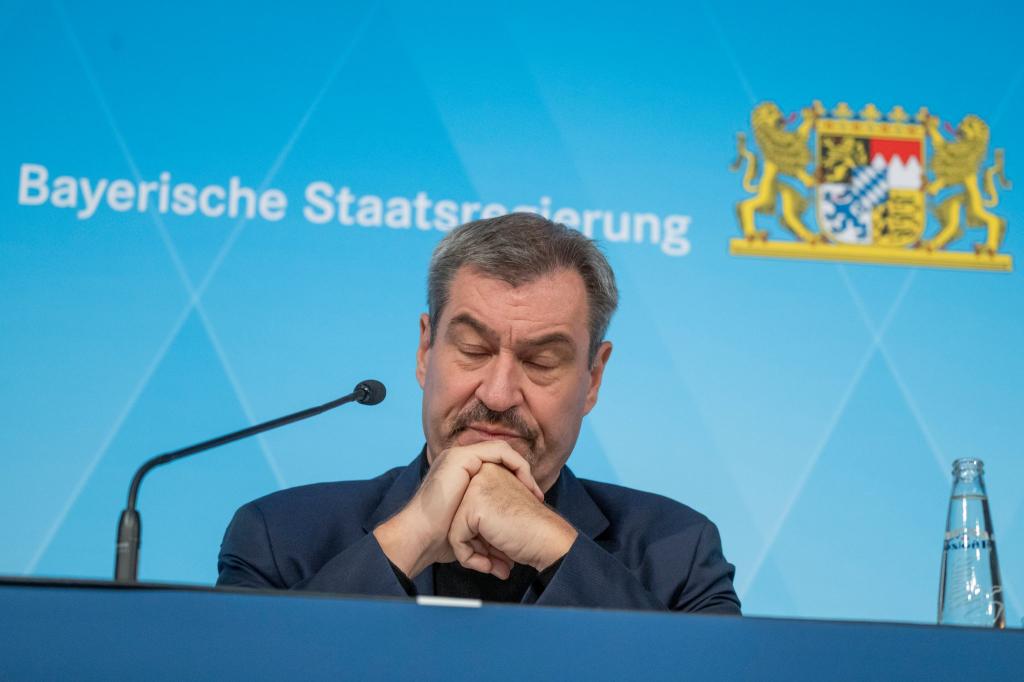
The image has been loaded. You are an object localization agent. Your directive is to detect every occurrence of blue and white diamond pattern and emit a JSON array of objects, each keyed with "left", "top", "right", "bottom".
[{"left": 819, "top": 161, "right": 890, "bottom": 245}]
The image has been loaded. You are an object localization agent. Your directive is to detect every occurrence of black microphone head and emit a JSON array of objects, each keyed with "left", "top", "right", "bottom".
[{"left": 354, "top": 379, "right": 386, "bottom": 405}]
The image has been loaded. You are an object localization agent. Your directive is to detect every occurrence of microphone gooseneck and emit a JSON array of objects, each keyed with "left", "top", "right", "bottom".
[{"left": 114, "top": 380, "right": 386, "bottom": 583}]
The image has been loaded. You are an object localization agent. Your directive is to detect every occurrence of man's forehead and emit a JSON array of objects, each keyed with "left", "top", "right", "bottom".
[{"left": 442, "top": 267, "right": 589, "bottom": 338}]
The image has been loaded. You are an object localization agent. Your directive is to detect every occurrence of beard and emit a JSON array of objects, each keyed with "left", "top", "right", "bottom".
[{"left": 444, "top": 400, "right": 540, "bottom": 462}]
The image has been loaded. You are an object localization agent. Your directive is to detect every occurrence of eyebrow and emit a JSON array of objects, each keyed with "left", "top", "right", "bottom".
[
  {"left": 447, "top": 313, "right": 577, "bottom": 355},
  {"left": 448, "top": 313, "right": 499, "bottom": 345},
  {"left": 519, "top": 332, "right": 575, "bottom": 353}
]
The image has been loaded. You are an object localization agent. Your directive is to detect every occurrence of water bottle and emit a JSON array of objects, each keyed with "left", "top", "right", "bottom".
[{"left": 937, "top": 458, "right": 1004, "bottom": 628}]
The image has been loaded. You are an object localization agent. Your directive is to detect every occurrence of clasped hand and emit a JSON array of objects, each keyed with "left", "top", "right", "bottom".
[{"left": 373, "top": 441, "right": 577, "bottom": 580}]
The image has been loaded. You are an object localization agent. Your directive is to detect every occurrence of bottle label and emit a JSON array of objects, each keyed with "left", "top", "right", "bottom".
[{"left": 944, "top": 537, "right": 992, "bottom": 551}]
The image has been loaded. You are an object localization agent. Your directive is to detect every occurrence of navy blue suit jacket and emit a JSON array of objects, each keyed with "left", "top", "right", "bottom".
[{"left": 217, "top": 450, "right": 741, "bottom": 614}]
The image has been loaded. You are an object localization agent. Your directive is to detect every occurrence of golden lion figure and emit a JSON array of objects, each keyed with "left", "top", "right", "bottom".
[
  {"left": 731, "top": 102, "right": 821, "bottom": 243},
  {"left": 921, "top": 114, "right": 1011, "bottom": 255}
]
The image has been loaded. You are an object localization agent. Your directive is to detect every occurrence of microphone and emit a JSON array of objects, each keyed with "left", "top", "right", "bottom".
[
  {"left": 114, "top": 379, "right": 386, "bottom": 583},
  {"left": 354, "top": 379, "right": 386, "bottom": 405}
]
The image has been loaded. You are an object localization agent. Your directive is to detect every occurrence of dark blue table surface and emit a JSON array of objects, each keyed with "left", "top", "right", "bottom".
[{"left": 1, "top": 578, "right": 1020, "bottom": 680}]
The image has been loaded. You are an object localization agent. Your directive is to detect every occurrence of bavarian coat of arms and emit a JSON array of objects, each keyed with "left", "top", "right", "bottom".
[{"left": 730, "top": 101, "right": 1012, "bottom": 271}]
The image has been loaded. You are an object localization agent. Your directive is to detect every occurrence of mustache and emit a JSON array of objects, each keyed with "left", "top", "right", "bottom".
[{"left": 449, "top": 401, "right": 537, "bottom": 444}]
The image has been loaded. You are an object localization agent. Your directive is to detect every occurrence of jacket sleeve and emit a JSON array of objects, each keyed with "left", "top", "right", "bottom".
[
  {"left": 527, "top": 521, "right": 741, "bottom": 614},
  {"left": 216, "top": 502, "right": 408, "bottom": 598},
  {"left": 672, "top": 521, "right": 742, "bottom": 614}
]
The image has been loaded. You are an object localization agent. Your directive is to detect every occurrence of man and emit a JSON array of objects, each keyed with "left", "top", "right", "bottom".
[{"left": 217, "top": 213, "right": 740, "bottom": 613}]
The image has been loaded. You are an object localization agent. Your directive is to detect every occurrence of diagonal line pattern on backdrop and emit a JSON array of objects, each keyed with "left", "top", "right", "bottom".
[
  {"left": 25, "top": 0, "right": 379, "bottom": 575},
  {"left": 842, "top": 268, "right": 1024, "bottom": 619},
  {"left": 47, "top": 0, "right": 286, "bottom": 489},
  {"left": 699, "top": 0, "right": 758, "bottom": 106},
  {"left": 22, "top": 302, "right": 194, "bottom": 575},
  {"left": 690, "top": 14, "right": 1018, "bottom": 614},
  {"left": 738, "top": 267, "right": 917, "bottom": 598},
  {"left": 696, "top": 1, "right": 847, "bottom": 600},
  {"left": 691, "top": 3, "right": 959, "bottom": 613},
  {"left": 190, "top": 0, "right": 381, "bottom": 310},
  {"left": 876, "top": 346, "right": 949, "bottom": 474},
  {"left": 26, "top": 0, "right": 287, "bottom": 574},
  {"left": 837, "top": 268, "right": 949, "bottom": 475},
  {"left": 990, "top": 61, "right": 1024, "bottom": 130}
]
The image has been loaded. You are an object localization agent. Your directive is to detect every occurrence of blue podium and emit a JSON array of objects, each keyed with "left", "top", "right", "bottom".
[{"left": 1, "top": 578, "right": 1020, "bottom": 680}]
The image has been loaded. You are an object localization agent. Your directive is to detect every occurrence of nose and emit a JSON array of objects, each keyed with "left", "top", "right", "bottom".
[{"left": 475, "top": 349, "right": 524, "bottom": 414}]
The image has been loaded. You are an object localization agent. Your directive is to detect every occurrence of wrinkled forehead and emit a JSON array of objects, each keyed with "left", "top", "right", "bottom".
[{"left": 441, "top": 266, "right": 590, "bottom": 344}]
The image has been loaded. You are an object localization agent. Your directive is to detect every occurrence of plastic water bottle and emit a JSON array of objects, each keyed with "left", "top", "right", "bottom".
[{"left": 937, "top": 458, "right": 1005, "bottom": 628}]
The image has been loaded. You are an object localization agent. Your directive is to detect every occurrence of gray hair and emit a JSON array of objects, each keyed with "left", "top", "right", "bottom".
[{"left": 427, "top": 212, "right": 618, "bottom": 365}]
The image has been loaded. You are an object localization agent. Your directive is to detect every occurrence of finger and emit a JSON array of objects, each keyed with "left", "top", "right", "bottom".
[
  {"left": 451, "top": 538, "right": 492, "bottom": 574},
  {"left": 489, "top": 556, "right": 512, "bottom": 580},
  {"left": 469, "top": 538, "right": 509, "bottom": 579},
  {"left": 480, "top": 459, "right": 544, "bottom": 503},
  {"left": 451, "top": 442, "right": 544, "bottom": 501},
  {"left": 469, "top": 537, "right": 489, "bottom": 557},
  {"left": 448, "top": 499, "right": 484, "bottom": 568},
  {"left": 462, "top": 552, "right": 494, "bottom": 575},
  {"left": 486, "top": 545, "right": 514, "bottom": 568},
  {"left": 448, "top": 497, "right": 511, "bottom": 578},
  {"left": 479, "top": 540, "right": 512, "bottom": 579}
]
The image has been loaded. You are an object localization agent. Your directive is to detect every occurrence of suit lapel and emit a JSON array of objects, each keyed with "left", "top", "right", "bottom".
[{"left": 549, "top": 465, "right": 610, "bottom": 540}]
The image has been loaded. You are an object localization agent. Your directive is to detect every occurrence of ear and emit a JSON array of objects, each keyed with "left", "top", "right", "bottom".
[
  {"left": 582, "top": 341, "right": 612, "bottom": 415},
  {"left": 415, "top": 313, "right": 431, "bottom": 389}
]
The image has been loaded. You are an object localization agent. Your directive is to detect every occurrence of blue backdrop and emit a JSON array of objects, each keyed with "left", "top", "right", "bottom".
[{"left": 3, "top": 0, "right": 1022, "bottom": 626}]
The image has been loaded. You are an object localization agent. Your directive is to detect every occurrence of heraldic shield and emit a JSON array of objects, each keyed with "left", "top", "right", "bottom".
[
  {"left": 730, "top": 101, "right": 1013, "bottom": 271},
  {"left": 816, "top": 114, "right": 925, "bottom": 247}
]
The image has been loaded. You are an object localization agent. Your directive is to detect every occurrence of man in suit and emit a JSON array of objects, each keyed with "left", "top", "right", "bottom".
[{"left": 218, "top": 212, "right": 740, "bottom": 613}]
